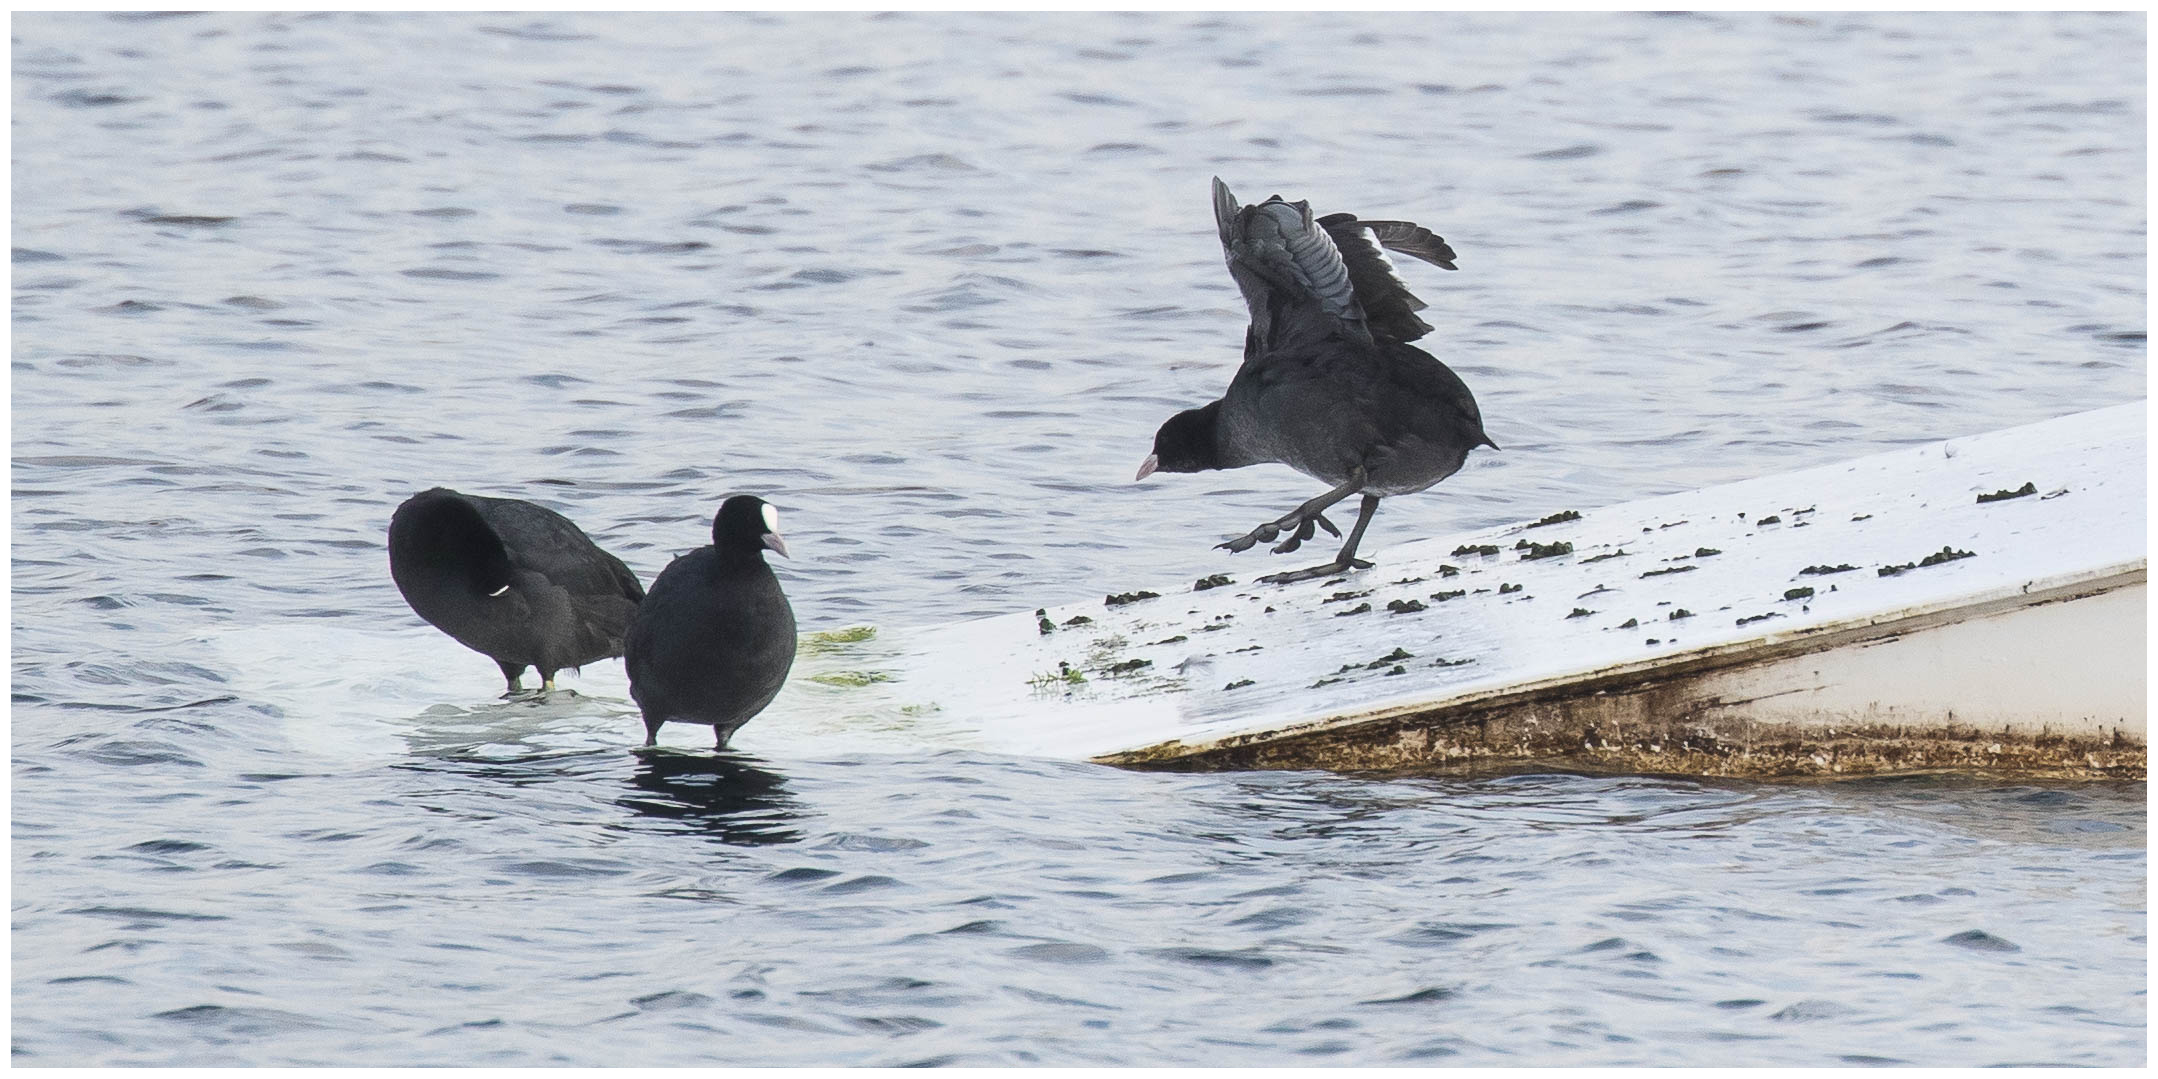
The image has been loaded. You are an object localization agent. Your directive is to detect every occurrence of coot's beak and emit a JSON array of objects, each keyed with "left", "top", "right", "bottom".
[
  {"left": 1135, "top": 454, "right": 1159, "bottom": 482},
  {"left": 762, "top": 532, "right": 791, "bottom": 559}
]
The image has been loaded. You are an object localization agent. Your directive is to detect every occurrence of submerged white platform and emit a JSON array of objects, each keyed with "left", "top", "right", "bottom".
[{"left": 792, "top": 404, "right": 2146, "bottom": 779}]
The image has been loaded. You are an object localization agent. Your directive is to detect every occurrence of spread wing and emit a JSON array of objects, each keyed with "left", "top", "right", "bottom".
[
  {"left": 1213, "top": 176, "right": 1371, "bottom": 353},
  {"left": 1316, "top": 213, "right": 1458, "bottom": 345}
]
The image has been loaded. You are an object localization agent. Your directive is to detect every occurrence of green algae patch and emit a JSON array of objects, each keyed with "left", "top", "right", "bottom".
[
  {"left": 810, "top": 669, "right": 893, "bottom": 688},
  {"left": 801, "top": 625, "right": 878, "bottom": 654},
  {"left": 1029, "top": 662, "right": 1088, "bottom": 689}
]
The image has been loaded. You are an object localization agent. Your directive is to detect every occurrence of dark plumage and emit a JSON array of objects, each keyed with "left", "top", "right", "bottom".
[
  {"left": 1138, "top": 178, "right": 1497, "bottom": 584},
  {"left": 624, "top": 495, "right": 797, "bottom": 749},
  {"left": 388, "top": 487, "right": 645, "bottom": 693}
]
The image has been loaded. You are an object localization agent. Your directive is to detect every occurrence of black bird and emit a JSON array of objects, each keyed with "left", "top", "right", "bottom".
[
  {"left": 1137, "top": 177, "right": 1496, "bottom": 584},
  {"left": 624, "top": 495, "right": 797, "bottom": 749},
  {"left": 388, "top": 487, "right": 645, "bottom": 694}
]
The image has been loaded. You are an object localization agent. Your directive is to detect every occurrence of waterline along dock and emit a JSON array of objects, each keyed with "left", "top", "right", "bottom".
[{"left": 795, "top": 404, "right": 2145, "bottom": 780}]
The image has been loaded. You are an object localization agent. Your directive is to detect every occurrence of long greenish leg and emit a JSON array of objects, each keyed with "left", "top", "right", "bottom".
[{"left": 1218, "top": 468, "right": 1368, "bottom": 555}]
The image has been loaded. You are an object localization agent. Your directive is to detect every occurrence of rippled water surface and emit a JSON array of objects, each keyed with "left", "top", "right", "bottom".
[{"left": 12, "top": 11, "right": 2146, "bottom": 1066}]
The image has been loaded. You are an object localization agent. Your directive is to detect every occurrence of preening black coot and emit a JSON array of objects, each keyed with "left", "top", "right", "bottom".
[
  {"left": 388, "top": 487, "right": 645, "bottom": 694},
  {"left": 624, "top": 495, "right": 797, "bottom": 749},
  {"left": 1137, "top": 177, "right": 1497, "bottom": 585}
]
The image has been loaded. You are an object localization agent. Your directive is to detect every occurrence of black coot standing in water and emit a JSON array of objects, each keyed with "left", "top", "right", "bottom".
[
  {"left": 388, "top": 487, "right": 645, "bottom": 694},
  {"left": 624, "top": 495, "right": 797, "bottom": 749},
  {"left": 1138, "top": 177, "right": 1497, "bottom": 585}
]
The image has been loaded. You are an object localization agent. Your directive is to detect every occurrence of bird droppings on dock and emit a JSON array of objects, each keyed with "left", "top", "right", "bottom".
[
  {"left": 1452, "top": 543, "right": 1501, "bottom": 557},
  {"left": 1918, "top": 546, "right": 1976, "bottom": 567},
  {"left": 1799, "top": 563, "right": 1857, "bottom": 576},
  {"left": 1580, "top": 549, "right": 1628, "bottom": 564},
  {"left": 1879, "top": 546, "right": 1977, "bottom": 576},
  {"left": 1516, "top": 539, "right": 1574, "bottom": 560},
  {"left": 1359, "top": 647, "right": 1414, "bottom": 669},
  {"left": 1783, "top": 587, "right": 1815, "bottom": 601},
  {"left": 1386, "top": 598, "right": 1426, "bottom": 614},
  {"left": 1193, "top": 574, "right": 1233, "bottom": 591},
  {"left": 1641, "top": 565, "right": 1696, "bottom": 578},
  {"left": 1105, "top": 590, "right": 1160, "bottom": 606},
  {"left": 1528, "top": 509, "right": 1583, "bottom": 528},
  {"left": 1977, "top": 481, "right": 2037, "bottom": 504}
]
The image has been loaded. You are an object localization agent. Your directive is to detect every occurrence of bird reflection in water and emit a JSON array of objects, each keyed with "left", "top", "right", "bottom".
[{"left": 620, "top": 751, "right": 804, "bottom": 846}]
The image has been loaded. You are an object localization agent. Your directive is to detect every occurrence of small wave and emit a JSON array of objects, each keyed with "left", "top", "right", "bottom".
[{"left": 1526, "top": 144, "right": 1602, "bottom": 160}]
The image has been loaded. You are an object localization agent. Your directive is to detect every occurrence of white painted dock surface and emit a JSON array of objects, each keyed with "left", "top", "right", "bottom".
[{"left": 791, "top": 404, "right": 2146, "bottom": 778}]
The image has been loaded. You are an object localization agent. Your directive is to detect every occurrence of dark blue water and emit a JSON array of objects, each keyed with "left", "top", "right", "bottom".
[{"left": 12, "top": 11, "right": 2145, "bottom": 1065}]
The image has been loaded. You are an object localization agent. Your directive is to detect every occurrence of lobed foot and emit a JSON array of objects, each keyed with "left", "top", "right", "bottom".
[
  {"left": 1268, "top": 513, "right": 1340, "bottom": 555},
  {"left": 1219, "top": 509, "right": 1339, "bottom": 556}
]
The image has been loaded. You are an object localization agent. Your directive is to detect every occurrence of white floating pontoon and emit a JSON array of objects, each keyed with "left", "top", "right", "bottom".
[{"left": 792, "top": 403, "right": 2146, "bottom": 779}]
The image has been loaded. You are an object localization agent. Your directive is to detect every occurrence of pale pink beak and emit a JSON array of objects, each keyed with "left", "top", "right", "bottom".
[{"left": 1135, "top": 454, "right": 1159, "bottom": 482}]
